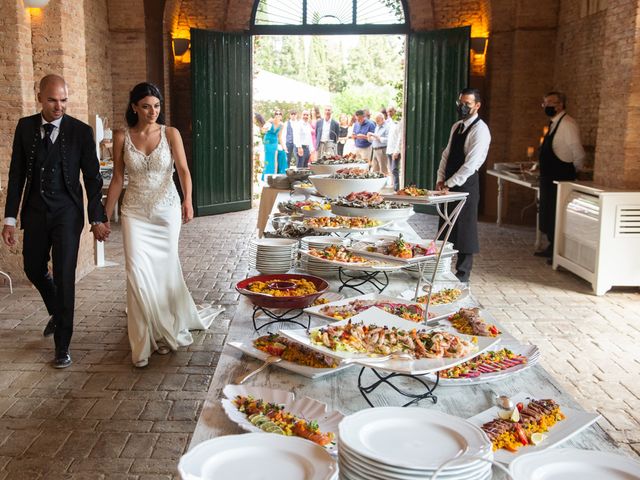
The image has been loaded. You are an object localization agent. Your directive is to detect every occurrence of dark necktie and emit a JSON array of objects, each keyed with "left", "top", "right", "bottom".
[
  {"left": 458, "top": 123, "right": 465, "bottom": 134},
  {"left": 43, "top": 123, "right": 54, "bottom": 150}
]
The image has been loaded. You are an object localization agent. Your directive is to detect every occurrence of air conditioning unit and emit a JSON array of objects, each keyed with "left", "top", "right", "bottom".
[{"left": 553, "top": 182, "right": 640, "bottom": 295}]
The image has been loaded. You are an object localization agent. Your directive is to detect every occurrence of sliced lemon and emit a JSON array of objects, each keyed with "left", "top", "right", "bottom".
[
  {"left": 510, "top": 408, "right": 521, "bottom": 423},
  {"left": 530, "top": 433, "right": 546, "bottom": 445}
]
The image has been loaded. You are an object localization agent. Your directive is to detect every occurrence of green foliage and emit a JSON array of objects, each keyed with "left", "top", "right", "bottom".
[{"left": 253, "top": 34, "right": 405, "bottom": 116}]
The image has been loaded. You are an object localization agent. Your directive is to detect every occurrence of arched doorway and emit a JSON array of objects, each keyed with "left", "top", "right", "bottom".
[{"left": 189, "top": 0, "right": 470, "bottom": 216}]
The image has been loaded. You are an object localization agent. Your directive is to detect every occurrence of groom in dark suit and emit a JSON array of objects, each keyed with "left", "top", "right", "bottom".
[{"left": 2, "top": 74, "right": 110, "bottom": 368}]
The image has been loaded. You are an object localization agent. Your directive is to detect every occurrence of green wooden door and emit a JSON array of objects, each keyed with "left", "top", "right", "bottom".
[
  {"left": 404, "top": 26, "right": 470, "bottom": 190},
  {"left": 191, "top": 29, "right": 252, "bottom": 215}
]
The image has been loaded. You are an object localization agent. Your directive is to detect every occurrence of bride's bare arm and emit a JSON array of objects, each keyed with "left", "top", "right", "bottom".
[
  {"left": 104, "top": 130, "right": 126, "bottom": 221},
  {"left": 166, "top": 127, "right": 194, "bottom": 223}
]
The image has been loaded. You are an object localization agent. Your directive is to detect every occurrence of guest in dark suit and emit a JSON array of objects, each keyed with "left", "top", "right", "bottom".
[
  {"left": 315, "top": 106, "right": 340, "bottom": 159},
  {"left": 2, "top": 74, "right": 109, "bottom": 368}
]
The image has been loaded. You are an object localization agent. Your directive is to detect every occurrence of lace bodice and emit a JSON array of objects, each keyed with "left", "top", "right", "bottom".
[{"left": 121, "top": 126, "right": 180, "bottom": 215}]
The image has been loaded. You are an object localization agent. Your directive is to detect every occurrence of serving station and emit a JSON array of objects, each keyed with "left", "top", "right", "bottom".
[{"left": 182, "top": 159, "right": 633, "bottom": 480}]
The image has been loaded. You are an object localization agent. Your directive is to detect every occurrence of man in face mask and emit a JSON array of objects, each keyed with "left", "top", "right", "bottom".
[
  {"left": 436, "top": 88, "right": 491, "bottom": 282},
  {"left": 535, "top": 92, "right": 585, "bottom": 262}
]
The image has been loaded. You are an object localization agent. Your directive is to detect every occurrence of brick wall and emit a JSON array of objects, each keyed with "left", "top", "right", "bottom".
[
  {"left": 0, "top": 0, "right": 112, "bottom": 284},
  {"left": 108, "top": 0, "right": 147, "bottom": 129},
  {"left": 85, "top": 0, "right": 114, "bottom": 127}
]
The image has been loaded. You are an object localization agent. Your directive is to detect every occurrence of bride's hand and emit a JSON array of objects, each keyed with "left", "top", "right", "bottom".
[{"left": 182, "top": 200, "right": 194, "bottom": 223}]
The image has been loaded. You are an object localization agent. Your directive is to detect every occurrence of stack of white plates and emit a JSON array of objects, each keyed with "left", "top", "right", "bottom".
[
  {"left": 300, "top": 236, "right": 346, "bottom": 278},
  {"left": 249, "top": 238, "right": 298, "bottom": 274},
  {"left": 178, "top": 433, "right": 338, "bottom": 479},
  {"left": 338, "top": 407, "right": 493, "bottom": 480}
]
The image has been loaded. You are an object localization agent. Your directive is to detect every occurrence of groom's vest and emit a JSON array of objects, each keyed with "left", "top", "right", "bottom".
[{"left": 27, "top": 133, "right": 76, "bottom": 213}]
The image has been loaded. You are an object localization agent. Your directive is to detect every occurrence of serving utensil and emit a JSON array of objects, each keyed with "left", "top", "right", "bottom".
[{"left": 236, "top": 356, "right": 282, "bottom": 384}]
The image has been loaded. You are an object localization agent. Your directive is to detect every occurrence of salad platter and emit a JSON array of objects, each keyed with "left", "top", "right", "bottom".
[
  {"left": 229, "top": 336, "right": 352, "bottom": 379},
  {"left": 304, "top": 292, "right": 456, "bottom": 323},
  {"left": 220, "top": 384, "right": 344, "bottom": 454},
  {"left": 468, "top": 392, "right": 600, "bottom": 464},
  {"left": 279, "top": 309, "right": 501, "bottom": 375}
]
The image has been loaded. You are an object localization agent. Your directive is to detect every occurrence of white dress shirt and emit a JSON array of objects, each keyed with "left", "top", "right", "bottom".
[
  {"left": 4, "top": 115, "right": 63, "bottom": 227},
  {"left": 437, "top": 113, "right": 491, "bottom": 188},
  {"left": 293, "top": 120, "right": 314, "bottom": 151},
  {"left": 549, "top": 112, "right": 585, "bottom": 170},
  {"left": 386, "top": 119, "right": 400, "bottom": 155},
  {"left": 320, "top": 119, "right": 331, "bottom": 142}
]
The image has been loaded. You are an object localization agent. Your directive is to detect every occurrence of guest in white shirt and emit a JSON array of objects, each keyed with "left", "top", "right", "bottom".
[
  {"left": 535, "top": 91, "right": 586, "bottom": 260},
  {"left": 385, "top": 106, "right": 401, "bottom": 190},
  {"left": 294, "top": 110, "right": 314, "bottom": 168},
  {"left": 315, "top": 106, "right": 339, "bottom": 159},
  {"left": 436, "top": 88, "right": 491, "bottom": 282},
  {"left": 368, "top": 112, "right": 390, "bottom": 176}
]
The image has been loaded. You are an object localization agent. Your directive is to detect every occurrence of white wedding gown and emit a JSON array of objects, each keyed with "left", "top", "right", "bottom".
[{"left": 121, "top": 126, "right": 221, "bottom": 365}]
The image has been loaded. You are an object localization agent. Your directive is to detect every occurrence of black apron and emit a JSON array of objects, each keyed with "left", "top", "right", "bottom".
[
  {"left": 538, "top": 114, "right": 576, "bottom": 237},
  {"left": 439, "top": 117, "right": 482, "bottom": 254}
]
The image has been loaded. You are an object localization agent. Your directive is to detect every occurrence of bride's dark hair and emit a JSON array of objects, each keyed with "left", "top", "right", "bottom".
[{"left": 125, "top": 82, "right": 166, "bottom": 127}]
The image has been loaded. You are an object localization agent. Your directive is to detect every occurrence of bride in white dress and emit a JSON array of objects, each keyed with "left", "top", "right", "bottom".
[{"left": 104, "top": 82, "right": 221, "bottom": 367}]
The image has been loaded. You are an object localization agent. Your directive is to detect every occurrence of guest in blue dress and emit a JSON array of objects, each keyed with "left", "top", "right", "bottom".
[{"left": 262, "top": 110, "right": 287, "bottom": 179}]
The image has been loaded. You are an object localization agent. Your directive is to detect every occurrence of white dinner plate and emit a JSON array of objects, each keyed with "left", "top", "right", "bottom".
[
  {"left": 279, "top": 309, "right": 500, "bottom": 375},
  {"left": 339, "top": 407, "right": 491, "bottom": 471},
  {"left": 220, "top": 385, "right": 344, "bottom": 455},
  {"left": 179, "top": 433, "right": 337, "bottom": 480},
  {"left": 228, "top": 341, "right": 352, "bottom": 379},
  {"left": 509, "top": 447, "right": 640, "bottom": 479},
  {"left": 250, "top": 238, "right": 299, "bottom": 248},
  {"left": 467, "top": 392, "right": 601, "bottom": 464}
]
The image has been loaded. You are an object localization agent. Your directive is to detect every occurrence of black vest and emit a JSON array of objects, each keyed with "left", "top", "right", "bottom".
[
  {"left": 539, "top": 114, "right": 576, "bottom": 181},
  {"left": 445, "top": 117, "right": 481, "bottom": 182},
  {"left": 27, "top": 134, "right": 76, "bottom": 213}
]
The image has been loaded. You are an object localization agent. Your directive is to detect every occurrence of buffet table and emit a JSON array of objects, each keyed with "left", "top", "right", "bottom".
[
  {"left": 487, "top": 169, "right": 542, "bottom": 249},
  {"left": 189, "top": 191, "right": 619, "bottom": 478}
]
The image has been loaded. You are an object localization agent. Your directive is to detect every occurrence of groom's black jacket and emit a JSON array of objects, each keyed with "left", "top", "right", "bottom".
[{"left": 4, "top": 113, "right": 106, "bottom": 226}]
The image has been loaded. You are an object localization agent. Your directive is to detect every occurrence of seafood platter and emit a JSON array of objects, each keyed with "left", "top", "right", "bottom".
[
  {"left": 299, "top": 245, "right": 406, "bottom": 271},
  {"left": 347, "top": 234, "right": 443, "bottom": 263},
  {"left": 301, "top": 215, "right": 388, "bottom": 233},
  {"left": 279, "top": 308, "right": 500, "bottom": 375},
  {"left": 309, "top": 169, "right": 388, "bottom": 198},
  {"left": 310, "top": 153, "right": 368, "bottom": 174},
  {"left": 330, "top": 191, "right": 414, "bottom": 221}
]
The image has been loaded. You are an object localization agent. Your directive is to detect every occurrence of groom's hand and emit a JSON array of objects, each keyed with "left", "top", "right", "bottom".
[
  {"left": 2, "top": 225, "right": 16, "bottom": 247},
  {"left": 91, "top": 222, "right": 110, "bottom": 242}
]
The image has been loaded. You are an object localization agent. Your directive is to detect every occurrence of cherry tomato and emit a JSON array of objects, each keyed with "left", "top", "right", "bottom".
[{"left": 516, "top": 402, "right": 524, "bottom": 412}]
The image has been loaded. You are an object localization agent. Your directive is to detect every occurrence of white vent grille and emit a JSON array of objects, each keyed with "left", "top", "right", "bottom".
[{"left": 615, "top": 205, "right": 640, "bottom": 236}]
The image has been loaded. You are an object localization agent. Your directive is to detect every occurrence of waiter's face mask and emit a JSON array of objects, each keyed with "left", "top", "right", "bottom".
[
  {"left": 456, "top": 95, "right": 479, "bottom": 120},
  {"left": 542, "top": 96, "right": 563, "bottom": 117}
]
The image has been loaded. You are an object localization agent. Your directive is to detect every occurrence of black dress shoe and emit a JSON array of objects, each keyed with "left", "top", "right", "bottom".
[
  {"left": 53, "top": 352, "right": 72, "bottom": 369},
  {"left": 533, "top": 247, "right": 552, "bottom": 258},
  {"left": 43, "top": 317, "right": 56, "bottom": 337}
]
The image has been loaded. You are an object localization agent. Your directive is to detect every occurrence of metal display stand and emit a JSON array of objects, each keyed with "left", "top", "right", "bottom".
[
  {"left": 337, "top": 268, "right": 390, "bottom": 294},
  {"left": 358, "top": 367, "right": 441, "bottom": 407},
  {"left": 251, "top": 305, "right": 311, "bottom": 332}
]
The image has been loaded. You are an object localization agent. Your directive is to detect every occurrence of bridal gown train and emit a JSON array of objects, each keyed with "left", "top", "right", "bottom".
[{"left": 121, "top": 126, "right": 221, "bottom": 364}]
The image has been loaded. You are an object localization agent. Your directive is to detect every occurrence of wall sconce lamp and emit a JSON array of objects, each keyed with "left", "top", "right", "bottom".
[
  {"left": 470, "top": 37, "right": 488, "bottom": 56},
  {"left": 24, "top": 0, "right": 50, "bottom": 7},
  {"left": 173, "top": 38, "right": 191, "bottom": 57}
]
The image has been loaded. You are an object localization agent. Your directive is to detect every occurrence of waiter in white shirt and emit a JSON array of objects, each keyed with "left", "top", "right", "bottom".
[
  {"left": 536, "top": 91, "right": 585, "bottom": 260},
  {"left": 436, "top": 88, "right": 491, "bottom": 282},
  {"left": 315, "top": 106, "right": 339, "bottom": 159}
]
